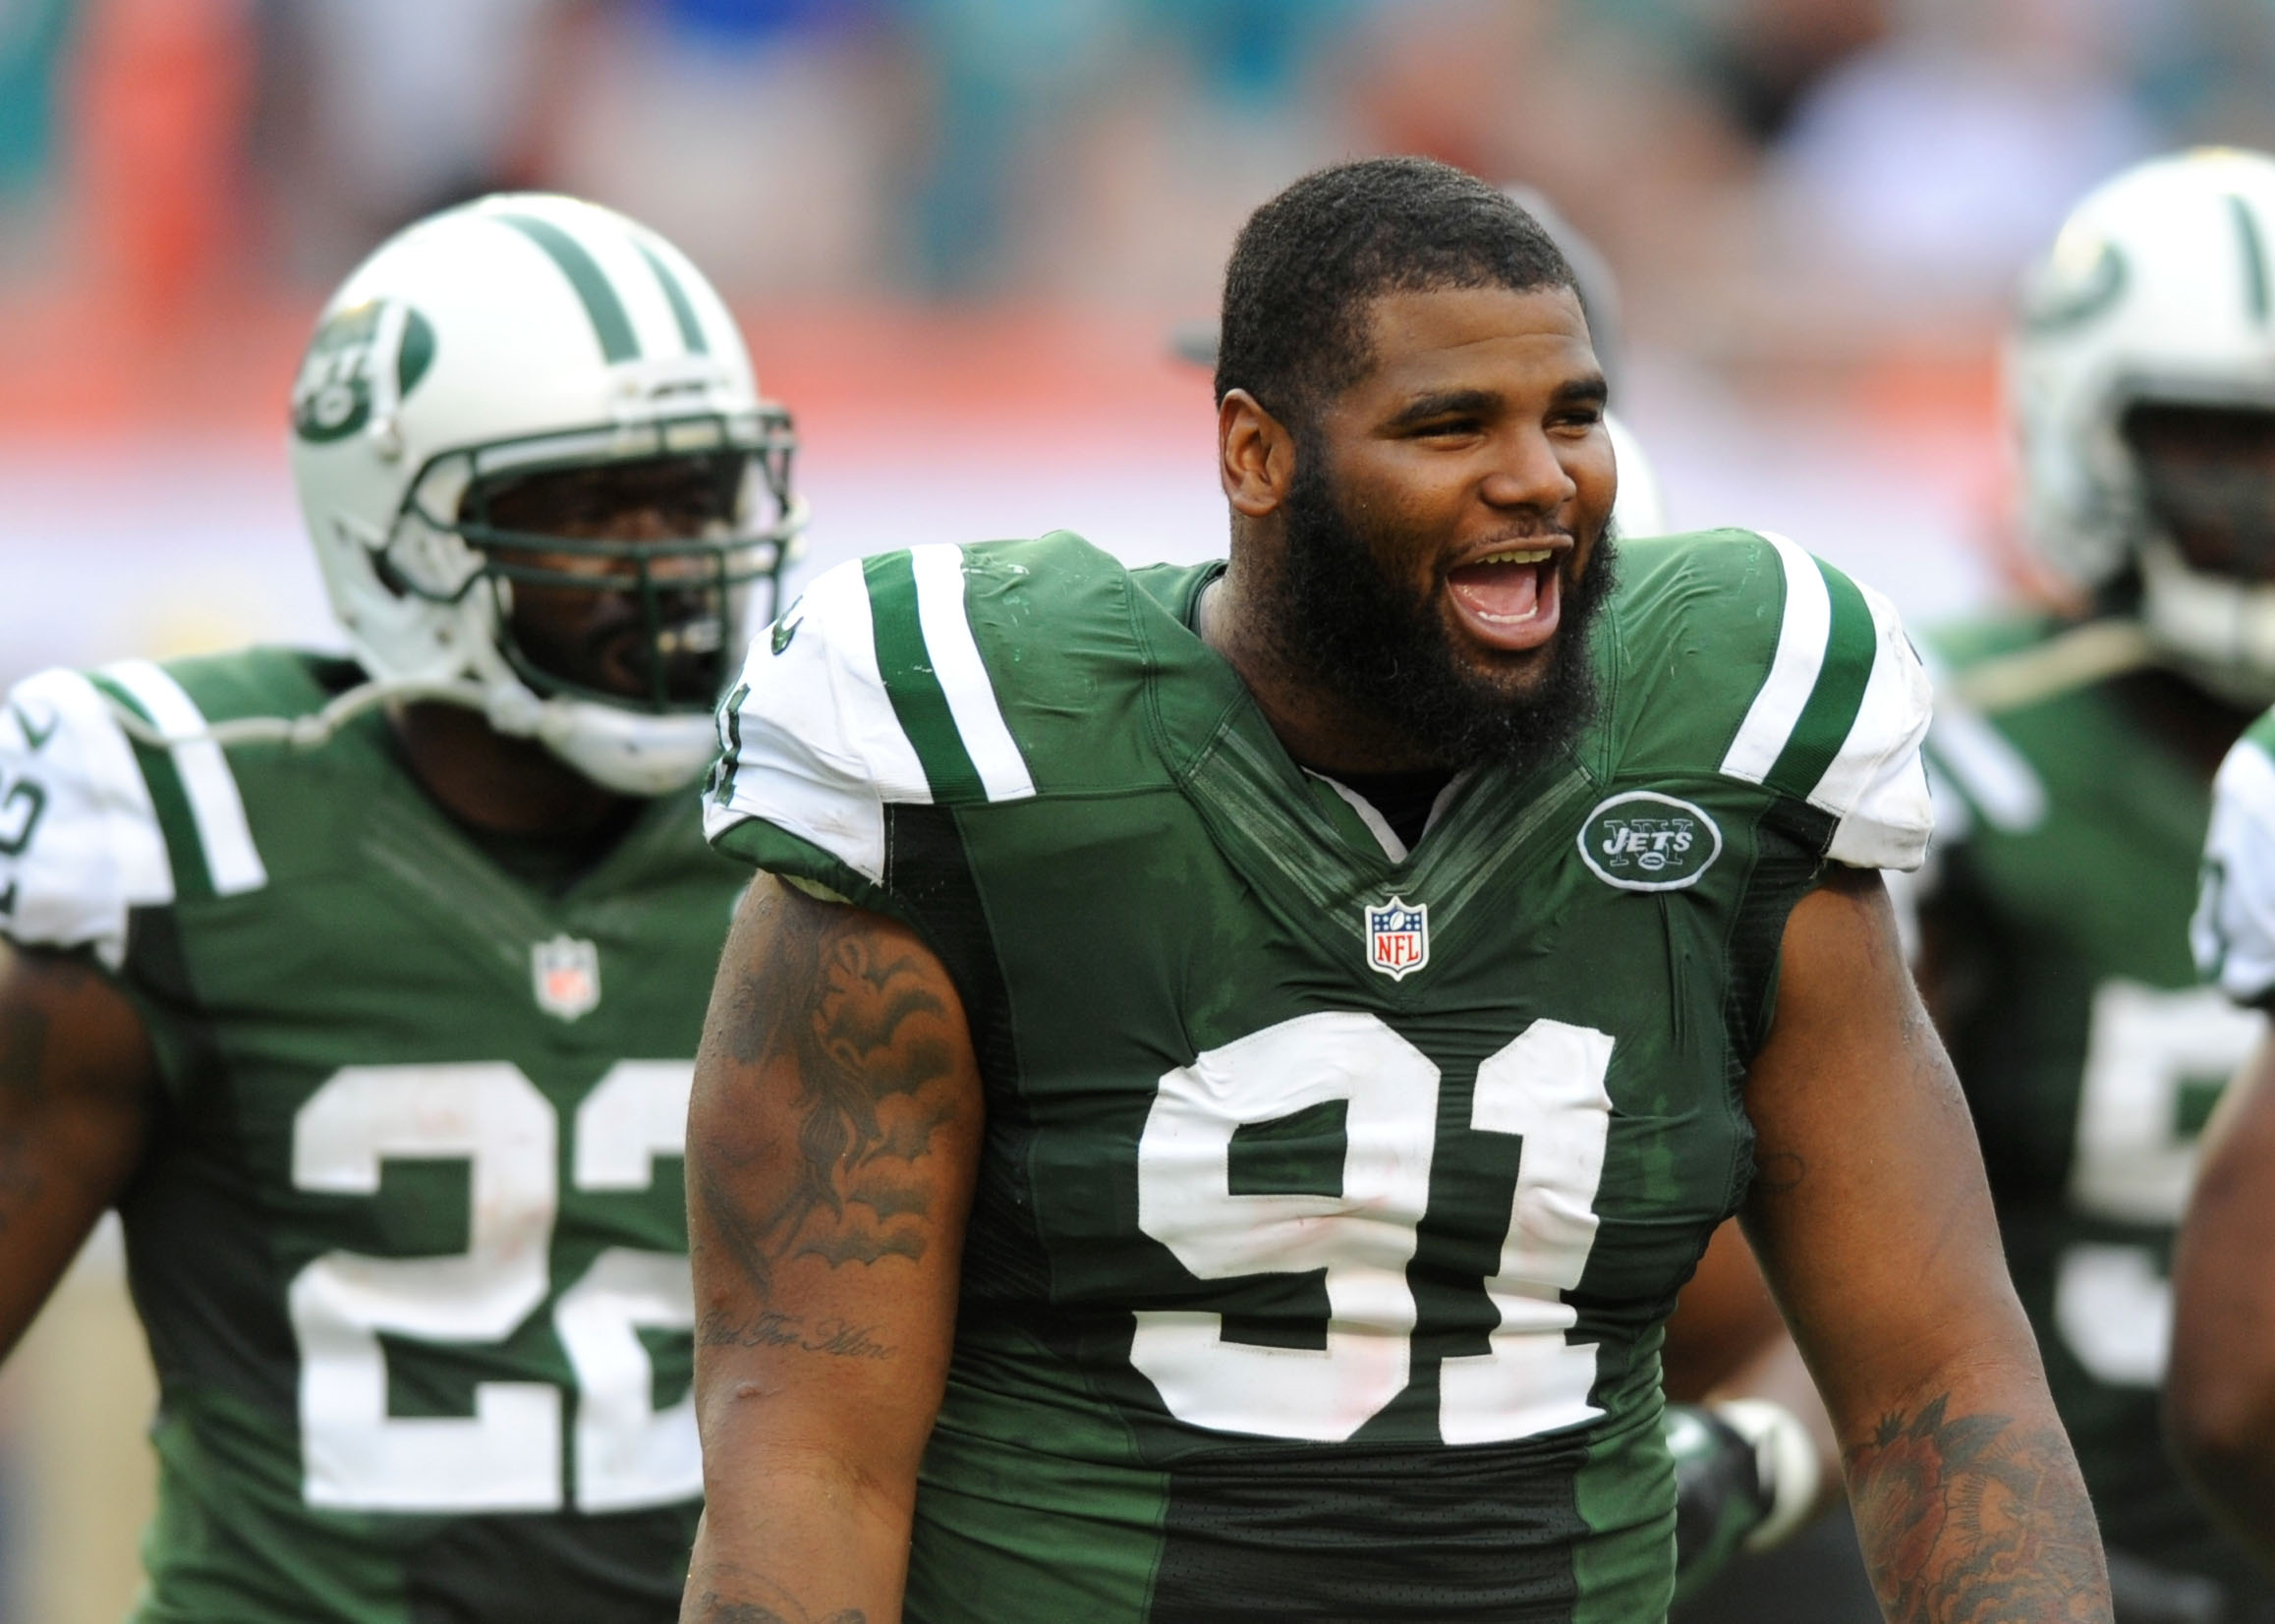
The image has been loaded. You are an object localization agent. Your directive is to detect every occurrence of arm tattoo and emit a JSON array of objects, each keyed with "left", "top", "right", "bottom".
[
  {"left": 1848, "top": 1392, "right": 2110, "bottom": 1622},
  {"left": 695, "top": 887, "right": 966, "bottom": 1304}
]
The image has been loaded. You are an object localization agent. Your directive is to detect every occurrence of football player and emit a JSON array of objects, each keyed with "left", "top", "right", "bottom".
[
  {"left": 682, "top": 157, "right": 2107, "bottom": 1622},
  {"left": 2174, "top": 725, "right": 2275, "bottom": 1580},
  {"left": 1913, "top": 148, "right": 2275, "bottom": 1623},
  {"left": 0, "top": 194, "right": 803, "bottom": 1622}
]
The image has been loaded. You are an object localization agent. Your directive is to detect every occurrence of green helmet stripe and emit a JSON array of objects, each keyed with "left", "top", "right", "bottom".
[
  {"left": 637, "top": 241, "right": 710, "bottom": 356},
  {"left": 862, "top": 549, "right": 985, "bottom": 803},
  {"left": 1762, "top": 558, "right": 1876, "bottom": 804},
  {"left": 88, "top": 674, "right": 216, "bottom": 901},
  {"left": 496, "top": 212, "right": 641, "bottom": 364},
  {"left": 2229, "top": 193, "right": 2270, "bottom": 324}
]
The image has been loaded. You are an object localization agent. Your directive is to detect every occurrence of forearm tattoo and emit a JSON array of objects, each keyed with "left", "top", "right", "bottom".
[
  {"left": 1848, "top": 1392, "right": 2111, "bottom": 1623},
  {"left": 692, "top": 884, "right": 967, "bottom": 1312}
]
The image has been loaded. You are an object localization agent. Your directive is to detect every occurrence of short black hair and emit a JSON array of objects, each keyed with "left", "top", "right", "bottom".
[{"left": 1214, "top": 156, "right": 1578, "bottom": 430}]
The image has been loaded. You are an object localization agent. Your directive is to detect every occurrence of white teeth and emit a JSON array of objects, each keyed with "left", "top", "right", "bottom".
[{"left": 1477, "top": 547, "right": 1552, "bottom": 566}]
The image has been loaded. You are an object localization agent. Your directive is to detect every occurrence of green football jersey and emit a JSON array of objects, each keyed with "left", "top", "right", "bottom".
[
  {"left": 706, "top": 529, "right": 1934, "bottom": 1623},
  {"left": 1919, "top": 618, "right": 2269, "bottom": 1599},
  {"left": 0, "top": 648, "right": 750, "bottom": 1623}
]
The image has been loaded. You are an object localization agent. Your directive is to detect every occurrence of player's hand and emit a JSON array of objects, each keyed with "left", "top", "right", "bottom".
[{"left": 1665, "top": 1398, "right": 1820, "bottom": 1603}]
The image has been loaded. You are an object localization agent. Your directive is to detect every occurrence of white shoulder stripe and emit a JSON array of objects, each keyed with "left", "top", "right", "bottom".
[
  {"left": 4, "top": 670, "right": 173, "bottom": 968},
  {"left": 1719, "top": 532, "right": 1829, "bottom": 785},
  {"left": 100, "top": 660, "right": 267, "bottom": 896},
  {"left": 710, "top": 559, "right": 929, "bottom": 884},
  {"left": 1811, "top": 580, "right": 1931, "bottom": 814},
  {"left": 909, "top": 543, "right": 1036, "bottom": 802}
]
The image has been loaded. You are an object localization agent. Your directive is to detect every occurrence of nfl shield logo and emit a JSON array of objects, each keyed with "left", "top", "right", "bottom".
[
  {"left": 532, "top": 935, "right": 600, "bottom": 1022},
  {"left": 1364, "top": 897, "right": 1430, "bottom": 981}
]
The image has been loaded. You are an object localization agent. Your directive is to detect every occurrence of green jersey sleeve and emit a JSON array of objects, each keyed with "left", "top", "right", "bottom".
[
  {"left": 2199, "top": 711, "right": 2275, "bottom": 1003},
  {"left": 1705, "top": 530, "right": 1935, "bottom": 870},
  {"left": 705, "top": 542, "right": 1041, "bottom": 912},
  {"left": 0, "top": 659, "right": 271, "bottom": 968}
]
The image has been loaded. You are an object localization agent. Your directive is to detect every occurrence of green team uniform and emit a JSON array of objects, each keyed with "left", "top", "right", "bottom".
[
  {"left": 1918, "top": 618, "right": 2271, "bottom": 1609},
  {"left": 706, "top": 529, "right": 1934, "bottom": 1622},
  {"left": 0, "top": 648, "right": 748, "bottom": 1623}
]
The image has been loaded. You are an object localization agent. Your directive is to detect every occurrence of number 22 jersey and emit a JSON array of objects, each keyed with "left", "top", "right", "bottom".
[
  {"left": 0, "top": 648, "right": 749, "bottom": 1623},
  {"left": 706, "top": 529, "right": 1934, "bottom": 1623}
]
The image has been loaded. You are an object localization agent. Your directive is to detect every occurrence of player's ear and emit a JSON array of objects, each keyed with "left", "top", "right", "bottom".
[{"left": 1220, "top": 389, "right": 1296, "bottom": 518}]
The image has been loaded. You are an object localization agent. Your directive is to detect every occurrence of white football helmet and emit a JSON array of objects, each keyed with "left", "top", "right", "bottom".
[
  {"left": 2011, "top": 148, "right": 2275, "bottom": 703},
  {"left": 287, "top": 192, "right": 806, "bottom": 795}
]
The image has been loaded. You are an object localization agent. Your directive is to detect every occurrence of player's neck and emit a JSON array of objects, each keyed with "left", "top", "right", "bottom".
[
  {"left": 1198, "top": 565, "right": 1449, "bottom": 775},
  {"left": 388, "top": 700, "right": 640, "bottom": 839}
]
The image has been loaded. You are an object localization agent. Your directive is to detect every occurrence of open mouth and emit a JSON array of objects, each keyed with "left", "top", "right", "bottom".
[{"left": 1445, "top": 544, "right": 1566, "bottom": 652}]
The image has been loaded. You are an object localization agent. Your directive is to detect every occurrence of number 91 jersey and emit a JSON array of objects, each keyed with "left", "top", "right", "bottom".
[
  {"left": 707, "top": 530, "right": 1933, "bottom": 1623},
  {"left": 0, "top": 648, "right": 750, "bottom": 1624}
]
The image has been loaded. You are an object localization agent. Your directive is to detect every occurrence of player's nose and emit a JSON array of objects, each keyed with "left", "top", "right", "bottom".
[{"left": 1477, "top": 425, "right": 1576, "bottom": 514}]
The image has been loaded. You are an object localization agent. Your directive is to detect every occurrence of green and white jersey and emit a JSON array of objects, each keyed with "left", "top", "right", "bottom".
[
  {"left": 706, "top": 530, "right": 1932, "bottom": 1623},
  {"left": 1920, "top": 619, "right": 2269, "bottom": 1596},
  {"left": 0, "top": 648, "right": 750, "bottom": 1624},
  {"left": 2199, "top": 708, "right": 2275, "bottom": 1006}
]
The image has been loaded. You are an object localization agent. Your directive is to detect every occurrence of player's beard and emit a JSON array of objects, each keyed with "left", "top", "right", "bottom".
[{"left": 1265, "top": 438, "right": 1616, "bottom": 773}]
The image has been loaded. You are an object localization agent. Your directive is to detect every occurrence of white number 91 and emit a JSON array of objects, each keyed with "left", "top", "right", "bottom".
[{"left": 1132, "top": 1011, "right": 1614, "bottom": 1444}]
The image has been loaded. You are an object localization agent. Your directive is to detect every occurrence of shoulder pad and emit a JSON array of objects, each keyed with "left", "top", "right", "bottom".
[
  {"left": 1705, "top": 532, "right": 1935, "bottom": 868},
  {"left": 707, "top": 545, "right": 1040, "bottom": 888},
  {"left": 1, "top": 658, "right": 274, "bottom": 967},
  {"left": 2199, "top": 716, "right": 2275, "bottom": 1002},
  {"left": 1, "top": 669, "right": 172, "bottom": 967}
]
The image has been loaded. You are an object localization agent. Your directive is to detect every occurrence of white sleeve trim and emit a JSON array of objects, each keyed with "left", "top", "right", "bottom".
[
  {"left": 100, "top": 659, "right": 267, "bottom": 897},
  {"left": 2, "top": 670, "right": 173, "bottom": 968},
  {"left": 2200, "top": 734, "right": 2275, "bottom": 1002},
  {"left": 706, "top": 559, "right": 930, "bottom": 884},
  {"left": 911, "top": 543, "right": 1036, "bottom": 803},
  {"left": 1719, "top": 532, "right": 1829, "bottom": 786},
  {"left": 1818, "top": 580, "right": 1935, "bottom": 869}
]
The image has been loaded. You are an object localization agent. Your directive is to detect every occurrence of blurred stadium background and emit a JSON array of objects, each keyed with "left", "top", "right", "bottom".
[{"left": 4, "top": 0, "right": 2273, "bottom": 1616}]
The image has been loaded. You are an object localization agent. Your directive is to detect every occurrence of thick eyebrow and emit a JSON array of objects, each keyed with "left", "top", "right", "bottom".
[
  {"left": 1382, "top": 388, "right": 1502, "bottom": 431},
  {"left": 1554, "top": 374, "right": 1611, "bottom": 409},
  {"left": 1381, "top": 374, "right": 1611, "bottom": 432}
]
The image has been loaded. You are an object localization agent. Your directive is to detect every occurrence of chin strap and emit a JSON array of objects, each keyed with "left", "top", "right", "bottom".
[
  {"left": 1943, "top": 618, "right": 2155, "bottom": 715},
  {"left": 96, "top": 675, "right": 541, "bottom": 753}
]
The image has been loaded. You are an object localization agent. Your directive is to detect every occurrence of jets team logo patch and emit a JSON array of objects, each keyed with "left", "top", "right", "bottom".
[
  {"left": 532, "top": 934, "right": 600, "bottom": 1022},
  {"left": 1578, "top": 792, "right": 1724, "bottom": 892},
  {"left": 1365, "top": 897, "right": 1430, "bottom": 980}
]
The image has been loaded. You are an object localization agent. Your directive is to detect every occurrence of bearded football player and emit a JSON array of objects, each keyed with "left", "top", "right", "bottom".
[
  {"left": 685, "top": 157, "right": 2109, "bottom": 1622},
  {"left": 0, "top": 194, "right": 802, "bottom": 1621},
  {"left": 1913, "top": 149, "right": 2275, "bottom": 1623}
]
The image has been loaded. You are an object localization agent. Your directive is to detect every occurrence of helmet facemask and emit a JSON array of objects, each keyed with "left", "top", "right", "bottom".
[
  {"left": 388, "top": 409, "right": 800, "bottom": 721},
  {"left": 2125, "top": 401, "right": 2275, "bottom": 586},
  {"left": 2115, "top": 398, "right": 2275, "bottom": 705}
]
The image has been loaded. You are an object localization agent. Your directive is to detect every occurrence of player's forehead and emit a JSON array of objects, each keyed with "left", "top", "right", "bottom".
[{"left": 1339, "top": 283, "right": 1600, "bottom": 414}]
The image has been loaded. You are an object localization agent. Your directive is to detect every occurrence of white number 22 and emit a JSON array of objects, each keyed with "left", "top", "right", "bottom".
[
  {"left": 287, "top": 1061, "right": 697, "bottom": 1513},
  {"left": 1133, "top": 1011, "right": 1614, "bottom": 1444}
]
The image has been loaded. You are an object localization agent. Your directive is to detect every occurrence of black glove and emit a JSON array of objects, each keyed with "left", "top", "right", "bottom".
[{"left": 1667, "top": 1403, "right": 1776, "bottom": 1604}]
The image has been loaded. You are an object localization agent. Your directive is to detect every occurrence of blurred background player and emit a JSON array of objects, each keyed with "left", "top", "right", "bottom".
[
  {"left": 1910, "top": 147, "right": 2275, "bottom": 1623},
  {"left": 0, "top": 192, "right": 801, "bottom": 1622},
  {"left": 2173, "top": 695, "right": 2275, "bottom": 1587}
]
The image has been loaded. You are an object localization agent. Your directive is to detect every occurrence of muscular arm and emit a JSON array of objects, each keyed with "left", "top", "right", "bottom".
[
  {"left": 2165, "top": 1032, "right": 2275, "bottom": 1573},
  {"left": 0, "top": 938, "right": 158, "bottom": 1360},
  {"left": 681, "top": 876, "right": 985, "bottom": 1624},
  {"left": 1742, "top": 868, "right": 2110, "bottom": 1624}
]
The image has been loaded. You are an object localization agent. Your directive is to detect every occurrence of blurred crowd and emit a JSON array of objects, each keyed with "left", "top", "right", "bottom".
[{"left": 1, "top": 0, "right": 2272, "bottom": 356}]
